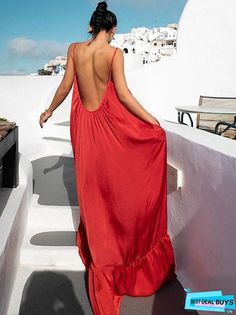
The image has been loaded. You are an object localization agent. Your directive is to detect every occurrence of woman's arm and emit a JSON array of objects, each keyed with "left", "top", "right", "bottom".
[
  {"left": 39, "top": 43, "right": 75, "bottom": 128},
  {"left": 112, "top": 48, "right": 160, "bottom": 125}
]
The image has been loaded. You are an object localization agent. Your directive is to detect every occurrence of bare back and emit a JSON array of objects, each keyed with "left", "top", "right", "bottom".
[{"left": 72, "top": 40, "right": 117, "bottom": 112}]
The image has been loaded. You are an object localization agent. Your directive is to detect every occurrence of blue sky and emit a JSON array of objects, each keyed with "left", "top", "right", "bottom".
[{"left": 0, "top": 0, "right": 187, "bottom": 75}]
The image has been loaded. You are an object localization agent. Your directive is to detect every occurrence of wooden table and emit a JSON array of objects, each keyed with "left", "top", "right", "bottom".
[{"left": 175, "top": 105, "right": 236, "bottom": 135}]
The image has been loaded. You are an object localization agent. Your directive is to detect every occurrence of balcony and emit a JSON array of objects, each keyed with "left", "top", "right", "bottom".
[
  {"left": 1, "top": 83, "right": 235, "bottom": 313},
  {"left": 1, "top": 0, "right": 236, "bottom": 311}
]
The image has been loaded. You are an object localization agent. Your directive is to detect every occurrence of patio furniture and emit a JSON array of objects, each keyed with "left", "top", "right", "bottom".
[
  {"left": 175, "top": 96, "right": 236, "bottom": 137},
  {"left": 0, "top": 126, "right": 19, "bottom": 188}
]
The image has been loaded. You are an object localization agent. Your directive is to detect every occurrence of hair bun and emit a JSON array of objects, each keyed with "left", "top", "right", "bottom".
[{"left": 96, "top": 1, "right": 107, "bottom": 13}]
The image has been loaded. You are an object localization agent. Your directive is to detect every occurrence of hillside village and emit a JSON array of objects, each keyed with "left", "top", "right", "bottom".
[{"left": 37, "top": 24, "right": 177, "bottom": 76}]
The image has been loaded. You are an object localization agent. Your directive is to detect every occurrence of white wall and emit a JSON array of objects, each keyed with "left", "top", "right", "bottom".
[
  {"left": 0, "top": 76, "right": 71, "bottom": 160},
  {"left": 163, "top": 120, "right": 236, "bottom": 298},
  {"left": 0, "top": 155, "right": 32, "bottom": 315},
  {"left": 125, "top": 0, "right": 236, "bottom": 124}
]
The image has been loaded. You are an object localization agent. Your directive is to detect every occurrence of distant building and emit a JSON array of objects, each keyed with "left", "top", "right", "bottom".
[
  {"left": 37, "top": 24, "right": 178, "bottom": 75},
  {"left": 167, "top": 23, "right": 178, "bottom": 30},
  {"left": 43, "top": 56, "right": 66, "bottom": 75},
  {"left": 111, "top": 25, "right": 178, "bottom": 70}
]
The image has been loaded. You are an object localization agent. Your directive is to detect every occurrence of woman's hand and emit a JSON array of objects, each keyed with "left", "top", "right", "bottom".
[
  {"left": 150, "top": 116, "right": 161, "bottom": 126},
  {"left": 39, "top": 109, "right": 53, "bottom": 128},
  {"left": 153, "top": 119, "right": 161, "bottom": 126}
]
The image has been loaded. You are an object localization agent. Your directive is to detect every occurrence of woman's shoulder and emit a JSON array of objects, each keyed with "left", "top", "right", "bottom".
[
  {"left": 68, "top": 40, "right": 85, "bottom": 47},
  {"left": 68, "top": 40, "right": 89, "bottom": 48},
  {"left": 114, "top": 47, "right": 123, "bottom": 54},
  {"left": 67, "top": 41, "right": 122, "bottom": 58},
  {"left": 105, "top": 46, "right": 122, "bottom": 56}
]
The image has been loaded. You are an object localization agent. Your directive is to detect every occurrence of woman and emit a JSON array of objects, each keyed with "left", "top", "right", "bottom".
[{"left": 39, "top": 2, "right": 176, "bottom": 315}]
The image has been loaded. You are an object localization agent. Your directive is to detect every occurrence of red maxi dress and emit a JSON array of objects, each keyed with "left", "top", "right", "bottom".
[{"left": 70, "top": 43, "right": 176, "bottom": 315}]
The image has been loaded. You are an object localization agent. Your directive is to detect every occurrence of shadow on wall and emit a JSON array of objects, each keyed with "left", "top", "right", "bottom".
[
  {"left": 54, "top": 121, "right": 70, "bottom": 127},
  {"left": 171, "top": 179, "right": 236, "bottom": 298},
  {"left": 19, "top": 271, "right": 90, "bottom": 315},
  {"left": 31, "top": 154, "right": 77, "bottom": 207},
  {"left": 151, "top": 278, "right": 198, "bottom": 315},
  {"left": 121, "top": 277, "right": 199, "bottom": 315},
  {"left": 30, "top": 231, "right": 77, "bottom": 246},
  {"left": 18, "top": 271, "right": 198, "bottom": 315},
  {"left": 0, "top": 188, "right": 13, "bottom": 217}
]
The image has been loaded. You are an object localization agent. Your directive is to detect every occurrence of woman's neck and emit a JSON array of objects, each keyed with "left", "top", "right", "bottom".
[{"left": 91, "top": 31, "right": 111, "bottom": 44}]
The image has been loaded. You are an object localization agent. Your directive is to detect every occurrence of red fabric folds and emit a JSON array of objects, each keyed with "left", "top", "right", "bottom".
[
  {"left": 70, "top": 43, "right": 176, "bottom": 315},
  {"left": 113, "top": 233, "right": 176, "bottom": 296}
]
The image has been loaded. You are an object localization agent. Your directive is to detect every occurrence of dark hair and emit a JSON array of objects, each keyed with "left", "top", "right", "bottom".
[{"left": 88, "top": 1, "right": 117, "bottom": 37}]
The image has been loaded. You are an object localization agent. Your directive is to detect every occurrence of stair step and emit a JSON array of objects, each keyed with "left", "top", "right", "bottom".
[
  {"left": 26, "top": 195, "right": 80, "bottom": 230},
  {"left": 20, "top": 194, "right": 84, "bottom": 270},
  {"left": 20, "top": 246, "right": 85, "bottom": 270}
]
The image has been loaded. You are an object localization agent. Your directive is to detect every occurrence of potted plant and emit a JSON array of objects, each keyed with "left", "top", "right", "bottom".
[
  {"left": 0, "top": 117, "right": 18, "bottom": 187},
  {"left": 0, "top": 117, "right": 16, "bottom": 141}
]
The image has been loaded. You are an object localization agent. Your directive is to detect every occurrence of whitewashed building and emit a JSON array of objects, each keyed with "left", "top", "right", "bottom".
[
  {"left": 44, "top": 56, "right": 66, "bottom": 75},
  {"left": 112, "top": 25, "right": 178, "bottom": 70}
]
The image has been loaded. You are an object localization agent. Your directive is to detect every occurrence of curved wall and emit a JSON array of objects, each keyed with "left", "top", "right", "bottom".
[{"left": 126, "top": 0, "right": 236, "bottom": 123}]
